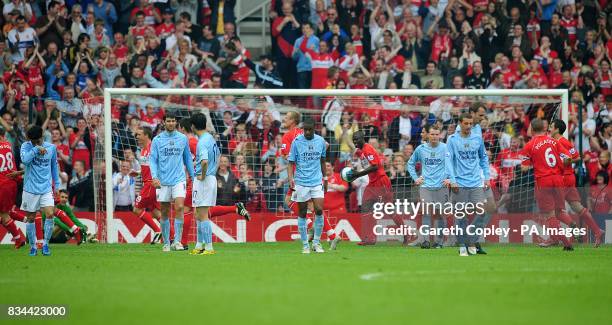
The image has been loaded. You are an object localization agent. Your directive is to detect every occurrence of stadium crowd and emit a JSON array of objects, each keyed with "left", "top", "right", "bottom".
[{"left": 0, "top": 0, "right": 610, "bottom": 215}]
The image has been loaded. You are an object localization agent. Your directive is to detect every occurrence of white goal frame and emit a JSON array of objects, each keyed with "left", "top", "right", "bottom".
[{"left": 103, "top": 88, "right": 569, "bottom": 243}]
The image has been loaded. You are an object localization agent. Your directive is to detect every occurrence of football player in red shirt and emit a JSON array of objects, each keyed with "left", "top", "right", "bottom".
[
  {"left": 0, "top": 128, "right": 26, "bottom": 249},
  {"left": 131, "top": 127, "right": 163, "bottom": 243},
  {"left": 348, "top": 130, "right": 404, "bottom": 245},
  {"left": 280, "top": 111, "right": 304, "bottom": 208},
  {"left": 520, "top": 119, "right": 574, "bottom": 250},
  {"left": 550, "top": 119, "right": 604, "bottom": 246}
]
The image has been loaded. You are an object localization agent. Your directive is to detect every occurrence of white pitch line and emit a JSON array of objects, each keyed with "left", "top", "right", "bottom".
[{"left": 359, "top": 273, "right": 384, "bottom": 281}]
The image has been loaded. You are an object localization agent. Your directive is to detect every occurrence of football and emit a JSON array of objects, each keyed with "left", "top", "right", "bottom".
[{"left": 340, "top": 167, "right": 354, "bottom": 182}]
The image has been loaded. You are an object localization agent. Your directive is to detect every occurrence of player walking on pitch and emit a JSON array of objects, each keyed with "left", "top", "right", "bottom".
[
  {"left": 282, "top": 110, "right": 340, "bottom": 249},
  {"left": 150, "top": 112, "right": 195, "bottom": 252},
  {"left": 408, "top": 125, "right": 454, "bottom": 249},
  {"left": 20, "top": 125, "right": 61, "bottom": 256},
  {"left": 190, "top": 113, "right": 221, "bottom": 255},
  {"left": 550, "top": 119, "right": 604, "bottom": 246},
  {"left": 520, "top": 118, "right": 574, "bottom": 251},
  {"left": 456, "top": 102, "right": 496, "bottom": 253},
  {"left": 287, "top": 119, "right": 328, "bottom": 254},
  {"left": 447, "top": 113, "right": 490, "bottom": 256}
]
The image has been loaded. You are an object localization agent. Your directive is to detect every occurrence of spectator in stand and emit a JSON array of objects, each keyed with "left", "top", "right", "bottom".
[
  {"left": 388, "top": 108, "right": 412, "bottom": 151},
  {"left": 87, "top": 0, "right": 118, "bottom": 41},
  {"left": 394, "top": 59, "right": 421, "bottom": 89},
  {"left": 272, "top": 2, "right": 301, "bottom": 89},
  {"left": 245, "top": 178, "right": 267, "bottom": 212},
  {"left": 369, "top": 0, "right": 396, "bottom": 51},
  {"left": 198, "top": 25, "right": 221, "bottom": 59},
  {"left": 589, "top": 171, "right": 611, "bottom": 214},
  {"left": 2, "top": 0, "right": 33, "bottom": 22},
  {"left": 112, "top": 160, "right": 136, "bottom": 211},
  {"left": 335, "top": 111, "right": 359, "bottom": 162},
  {"left": 144, "top": 55, "right": 184, "bottom": 88},
  {"left": 323, "top": 161, "right": 347, "bottom": 213},
  {"left": 208, "top": 0, "right": 236, "bottom": 36},
  {"left": 7, "top": 15, "right": 37, "bottom": 63},
  {"left": 586, "top": 150, "right": 612, "bottom": 184},
  {"left": 421, "top": 61, "right": 444, "bottom": 89},
  {"left": 70, "top": 117, "right": 92, "bottom": 171},
  {"left": 293, "top": 22, "right": 319, "bottom": 89},
  {"left": 69, "top": 160, "right": 94, "bottom": 211},
  {"left": 35, "top": 1, "right": 66, "bottom": 50},
  {"left": 51, "top": 128, "right": 70, "bottom": 173},
  {"left": 260, "top": 158, "right": 280, "bottom": 212},
  {"left": 389, "top": 153, "right": 414, "bottom": 201}
]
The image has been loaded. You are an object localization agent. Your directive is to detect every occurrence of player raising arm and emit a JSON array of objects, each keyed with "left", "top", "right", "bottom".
[
  {"left": 20, "top": 125, "right": 61, "bottom": 256},
  {"left": 520, "top": 118, "right": 574, "bottom": 251},
  {"left": 287, "top": 119, "right": 328, "bottom": 254},
  {"left": 408, "top": 124, "right": 454, "bottom": 249},
  {"left": 190, "top": 113, "right": 221, "bottom": 255},
  {"left": 149, "top": 112, "right": 195, "bottom": 252},
  {"left": 447, "top": 113, "right": 490, "bottom": 256}
]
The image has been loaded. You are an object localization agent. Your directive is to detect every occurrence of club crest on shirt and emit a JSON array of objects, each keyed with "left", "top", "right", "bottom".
[
  {"left": 169, "top": 141, "right": 174, "bottom": 146},
  {"left": 309, "top": 145, "right": 313, "bottom": 150},
  {"left": 430, "top": 152, "right": 436, "bottom": 157},
  {"left": 464, "top": 143, "right": 470, "bottom": 148}
]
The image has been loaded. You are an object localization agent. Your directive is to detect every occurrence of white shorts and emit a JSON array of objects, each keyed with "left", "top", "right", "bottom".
[
  {"left": 294, "top": 184, "right": 324, "bottom": 203},
  {"left": 20, "top": 191, "right": 54, "bottom": 212},
  {"left": 192, "top": 175, "right": 217, "bottom": 207},
  {"left": 156, "top": 181, "right": 187, "bottom": 202}
]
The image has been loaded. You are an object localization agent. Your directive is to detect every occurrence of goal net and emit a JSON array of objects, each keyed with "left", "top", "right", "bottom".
[{"left": 93, "top": 89, "right": 568, "bottom": 244}]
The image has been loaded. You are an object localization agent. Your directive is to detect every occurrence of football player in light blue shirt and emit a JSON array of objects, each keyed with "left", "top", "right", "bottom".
[
  {"left": 447, "top": 113, "right": 491, "bottom": 256},
  {"left": 408, "top": 124, "right": 455, "bottom": 248},
  {"left": 149, "top": 112, "right": 195, "bottom": 252},
  {"left": 190, "top": 113, "right": 220, "bottom": 255},
  {"left": 20, "top": 125, "right": 60, "bottom": 256},
  {"left": 455, "top": 102, "right": 495, "bottom": 254},
  {"left": 287, "top": 119, "right": 328, "bottom": 253}
]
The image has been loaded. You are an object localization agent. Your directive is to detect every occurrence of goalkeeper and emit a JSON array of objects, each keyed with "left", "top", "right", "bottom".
[{"left": 42, "top": 190, "right": 89, "bottom": 244}]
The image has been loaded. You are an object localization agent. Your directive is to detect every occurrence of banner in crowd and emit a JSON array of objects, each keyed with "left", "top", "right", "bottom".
[{"left": 2, "top": 213, "right": 610, "bottom": 244}]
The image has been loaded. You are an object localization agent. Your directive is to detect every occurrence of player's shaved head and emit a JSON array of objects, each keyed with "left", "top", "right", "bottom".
[
  {"left": 303, "top": 119, "right": 315, "bottom": 140},
  {"left": 352, "top": 130, "right": 365, "bottom": 149},
  {"left": 191, "top": 113, "right": 207, "bottom": 131},
  {"left": 531, "top": 118, "right": 545, "bottom": 133}
]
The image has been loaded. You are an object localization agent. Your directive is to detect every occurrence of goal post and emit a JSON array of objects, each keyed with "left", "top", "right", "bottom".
[{"left": 101, "top": 88, "right": 569, "bottom": 244}]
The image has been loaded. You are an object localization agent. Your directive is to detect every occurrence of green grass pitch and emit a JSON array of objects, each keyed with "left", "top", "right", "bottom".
[{"left": 1, "top": 243, "right": 612, "bottom": 324}]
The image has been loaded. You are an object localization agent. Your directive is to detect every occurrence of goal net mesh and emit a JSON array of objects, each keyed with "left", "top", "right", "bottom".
[{"left": 90, "top": 92, "right": 563, "bottom": 243}]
